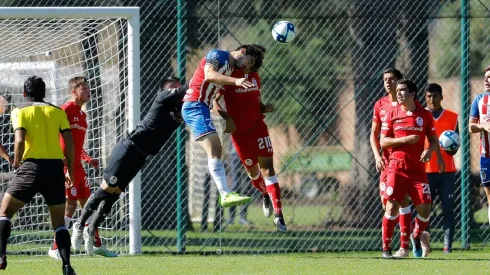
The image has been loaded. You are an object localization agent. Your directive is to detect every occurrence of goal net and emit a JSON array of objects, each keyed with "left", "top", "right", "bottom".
[{"left": 0, "top": 7, "right": 140, "bottom": 255}]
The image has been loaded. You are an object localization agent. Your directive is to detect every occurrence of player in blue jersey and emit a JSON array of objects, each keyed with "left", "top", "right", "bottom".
[
  {"left": 182, "top": 45, "right": 264, "bottom": 207},
  {"left": 469, "top": 65, "right": 490, "bottom": 226}
]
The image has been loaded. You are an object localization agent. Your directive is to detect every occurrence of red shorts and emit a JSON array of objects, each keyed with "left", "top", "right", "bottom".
[
  {"left": 65, "top": 165, "right": 90, "bottom": 200},
  {"left": 384, "top": 169, "right": 431, "bottom": 206},
  {"left": 231, "top": 120, "right": 273, "bottom": 168}
]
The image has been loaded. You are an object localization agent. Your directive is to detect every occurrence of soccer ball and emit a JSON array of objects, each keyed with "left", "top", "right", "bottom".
[
  {"left": 272, "top": 21, "right": 296, "bottom": 43},
  {"left": 439, "top": 130, "right": 460, "bottom": 151}
]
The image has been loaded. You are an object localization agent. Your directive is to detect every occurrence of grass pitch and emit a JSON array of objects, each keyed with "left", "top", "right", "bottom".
[{"left": 4, "top": 249, "right": 490, "bottom": 275}]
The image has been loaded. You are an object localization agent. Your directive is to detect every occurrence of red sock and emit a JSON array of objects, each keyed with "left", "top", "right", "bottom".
[
  {"left": 264, "top": 176, "right": 282, "bottom": 215},
  {"left": 85, "top": 224, "right": 103, "bottom": 247},
  {"left": 382, "top": 214, "right": 398, "bottom": 251},
  {"left": 399, "top": 206, "right": 412, "bottom": 250},
  {"left": 413, "top": 214, "right": 429, "bottom": 239},
  {"left": 94, "top": 228, "right": 102, "bottom": 247},
  {"left": 52, "top": 239, "right": 58, "bottom": 250},
  {"left": 251, "top": 174, "right": 267, "bottom": 195}
]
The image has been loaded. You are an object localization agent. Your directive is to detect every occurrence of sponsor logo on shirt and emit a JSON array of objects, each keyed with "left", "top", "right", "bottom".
[
  {"left": 394, "top": 126, "right": 423, "bottom": 131},
  {"left": 416, "top": 117, "right": 423, "bottom": 126},
  {"left": 71, "top": 124, "right": 87, "bottom": 131}
]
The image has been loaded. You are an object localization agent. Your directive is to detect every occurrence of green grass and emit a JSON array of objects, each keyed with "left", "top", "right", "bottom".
[{"left": 4, "top": 250, "right": 490, "bottom": 275}]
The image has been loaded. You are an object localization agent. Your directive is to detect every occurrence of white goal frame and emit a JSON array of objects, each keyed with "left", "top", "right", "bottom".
[{"left": 0, "top": 7, "right": 142, "bottom": 254}]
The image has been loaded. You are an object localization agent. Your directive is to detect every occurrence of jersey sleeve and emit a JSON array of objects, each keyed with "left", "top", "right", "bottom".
[
  {"left": 372, "top": 100, "right": 381, "bottom": 124},
  {"left": 425, "top": 113, "right": 437, "bottom": 138},
  {"left": 10, "top": 108, "right": 26, "bottom": 131},
  {"left": 59, "top": 110, "right": 71, "bottom": 132},
  {"left": 470, "top": 95, "right": 480, "bottom": 120},
  {"left": 380, "top": 110, "right": 393, "bottom": 137},
  {"left": 205, "top": 50, "right": 228, "bottom": 70}
]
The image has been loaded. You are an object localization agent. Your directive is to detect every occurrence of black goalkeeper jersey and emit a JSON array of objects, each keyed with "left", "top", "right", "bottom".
[{"left": 128, "top": 85, "right": 187, "bottom": 155}]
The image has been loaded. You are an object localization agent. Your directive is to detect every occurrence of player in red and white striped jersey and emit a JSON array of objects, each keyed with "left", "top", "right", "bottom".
[{"left": 469, "top": 65, "right": 490, "bottom": 226}]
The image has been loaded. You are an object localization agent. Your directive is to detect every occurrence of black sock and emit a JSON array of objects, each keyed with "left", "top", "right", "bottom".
[
  {"left": 0, "top": 217, "right": 11, "bottom": 257},
  {"left": 78, "top": 188, "right": 113, "bottom": 228},
  {"left": 54, "top": 226, "right": 71, "bottom": 267},
  {"left": 89, "top": 194, "right": 120, "bottom": 234}
]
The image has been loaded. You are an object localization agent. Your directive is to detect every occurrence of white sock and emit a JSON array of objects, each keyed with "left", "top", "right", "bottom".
[
  {"left": 64, "top": 216, "right": 73, "bottom": 229},
  {"left": 399, "top": 205, "right": 412, "bottom": 215},
  {"left": 208, "top": 158, "right": 231, "bottom": 195}
]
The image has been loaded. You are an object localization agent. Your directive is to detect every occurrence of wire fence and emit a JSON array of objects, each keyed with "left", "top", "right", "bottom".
[{"left": 0, "top": 0, "right": 489, "bottom": 254}]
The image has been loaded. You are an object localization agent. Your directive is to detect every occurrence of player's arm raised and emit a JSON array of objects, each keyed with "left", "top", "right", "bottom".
[
  {"left": 204, "top": 64, "right": 254, "bottom": 88},
  {"left": 212, "top": 93, "right": 235, "bottom": 134}
]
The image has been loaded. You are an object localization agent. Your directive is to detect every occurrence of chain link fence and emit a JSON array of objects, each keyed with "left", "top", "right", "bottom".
[{"left": 0, "top": 0, "right": 489, "bottom": 254}]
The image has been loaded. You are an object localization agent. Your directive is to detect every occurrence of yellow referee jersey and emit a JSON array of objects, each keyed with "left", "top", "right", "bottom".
[{"left": 11, "top": 102, "right": 71, "bottom": 160}]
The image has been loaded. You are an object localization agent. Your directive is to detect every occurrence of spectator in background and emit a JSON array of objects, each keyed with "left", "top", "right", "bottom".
[{"left": 425, "top": 83, "right": 459, "bottom": 253}]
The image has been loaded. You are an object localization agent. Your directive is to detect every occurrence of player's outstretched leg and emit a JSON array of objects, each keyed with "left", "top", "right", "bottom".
[
  {"left": 258, "top": 157, "right": 286, "bottom": 233},
  {"left": 72, "top": 188, "right": 112, "bottom": 250},
  {"left": 198, "top": 134, "right": 250, "bottom": 207},
  {"left": 84, "top": 193, "right": 120, "bottom": 255}
]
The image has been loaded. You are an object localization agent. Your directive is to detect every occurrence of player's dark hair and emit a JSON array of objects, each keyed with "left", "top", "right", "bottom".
[
  {"left": 397, "top": 79, "right": 418, "bottom": 96},
  {"left": 236, "top": 44, "right": 265, "bottom": 70},
  {"left": 160, "top": 76, "right": 180, "bottom": 90},
  {"left": 426, "top": 83, "right": 443, "bottom": 96},
  {"left": 484, "top": 65, "right": 490, "bottom": 74},
  {"left": 383, "top": 68, "right": 403, "bottom": 80},
  {"left": 24, "top": 76, "right": 46, "bottom": 101},
  {"left": 68, "top": 76, "right": 88, "bottom": 91}
]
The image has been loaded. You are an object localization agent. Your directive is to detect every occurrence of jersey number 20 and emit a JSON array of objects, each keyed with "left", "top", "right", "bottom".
[{"left": 258, "top": 137, "right": 273, "bottom": 152}]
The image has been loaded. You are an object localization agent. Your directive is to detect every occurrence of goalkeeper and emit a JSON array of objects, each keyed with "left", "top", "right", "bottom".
[{"left": 71, "top": 77, "right": 187, "bottom": 254}]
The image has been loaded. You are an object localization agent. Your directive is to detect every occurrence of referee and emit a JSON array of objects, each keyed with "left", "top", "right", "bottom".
[
  {"left": 0, "top": 76, "right": 76, "bottom": 275},
  {"left": 72, "top": 77, "right": 187, "bottom": 254}
]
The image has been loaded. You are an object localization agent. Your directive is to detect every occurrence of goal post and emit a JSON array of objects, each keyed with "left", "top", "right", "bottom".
[{"left": 0, "top": 7, "right": 141, "bottom": 255}]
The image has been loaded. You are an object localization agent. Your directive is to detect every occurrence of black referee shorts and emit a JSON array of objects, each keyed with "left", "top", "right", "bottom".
[
  {"left": 103, "top": 138, "right": 148, "bottom": 190},
  {"left": 7, "top": 159, "right": 66, "bottom": 206}
]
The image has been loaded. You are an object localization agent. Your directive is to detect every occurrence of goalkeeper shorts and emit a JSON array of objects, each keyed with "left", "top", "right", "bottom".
[{"left": 103, "top": 139, "right": 148, "bottom": 190}]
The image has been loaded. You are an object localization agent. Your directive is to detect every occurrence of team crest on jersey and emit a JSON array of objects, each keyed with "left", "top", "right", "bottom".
[
  {"left": 71, "top": 187, "right": 77, "bottom": 197},
  {"left": 482, "top": 170, "right": 487, "bottom": 180},
  {"left": 211, "top": 51, "right": 219, "bottom": 59},
  {"left": 109, "top": 176, "right": 118, "bottom": 185},
  {"left": 385, "top": 186, "right": 393, "bottom": 196},
  {"left": 416, "top": 117, "right": 423, "bottom": 126}
]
